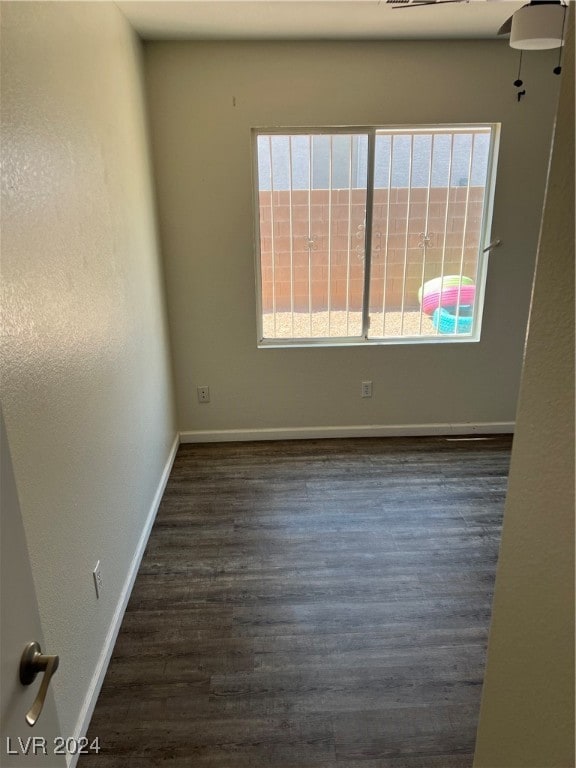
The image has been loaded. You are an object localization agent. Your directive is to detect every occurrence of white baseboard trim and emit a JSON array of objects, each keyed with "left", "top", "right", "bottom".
[
  {"left": 68, "top": 432, "right": 180, "bottom": 768},
  {"left": 179, "top": 422, "right": 515, "bottom": 443}
]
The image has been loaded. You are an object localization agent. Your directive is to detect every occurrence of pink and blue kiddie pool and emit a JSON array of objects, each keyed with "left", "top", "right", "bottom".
[{"left": 419, "top": 275, "right": 475, "bottom": 335}]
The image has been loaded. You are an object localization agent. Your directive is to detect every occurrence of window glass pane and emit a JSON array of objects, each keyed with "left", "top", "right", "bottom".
[
  {"left": 255, "top": 125, "right": 497, "bottom": 346},
  {"left": 368, "top": 127, "right": 492, "bottom": 340},
  {"left": 257, "top": 133, "right": 368, "bottom": 340}
]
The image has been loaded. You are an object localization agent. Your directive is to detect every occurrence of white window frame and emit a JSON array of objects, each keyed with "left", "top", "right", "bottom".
[{"left": 252, "top": 124, "right": 500, "bottom": 348}]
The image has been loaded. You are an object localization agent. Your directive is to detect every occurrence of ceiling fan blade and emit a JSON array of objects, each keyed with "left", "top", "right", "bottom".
[
  {"left": 497, "top": 15, "right": 513, "bottom": 35},
  {"left": 392, "top": 0, "right": 464, "bottom": 8}
]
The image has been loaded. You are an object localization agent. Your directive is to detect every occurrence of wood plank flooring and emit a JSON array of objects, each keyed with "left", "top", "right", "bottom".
[{"left": 80, "top": 436, "right": 511, "bottom": 767}]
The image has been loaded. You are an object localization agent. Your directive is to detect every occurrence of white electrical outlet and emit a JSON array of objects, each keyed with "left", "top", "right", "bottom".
[
  {"left": 361, "top": 380, "right": 373, "bottom": 398},
  {"left": 93, "top": 560, "right": 103, "bottom": 599},
  {"left": 197, "top": 386, "right": 210, "bottom": 403}
]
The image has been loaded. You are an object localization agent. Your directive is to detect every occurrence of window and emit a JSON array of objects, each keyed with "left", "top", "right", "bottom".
[{"left": 253, "top": 125, "right": 499, "bottom": 346}]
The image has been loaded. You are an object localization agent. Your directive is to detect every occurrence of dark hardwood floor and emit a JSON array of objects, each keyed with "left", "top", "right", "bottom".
[{"left": 80, "top": 435, "right": 512, "bottom": 767}]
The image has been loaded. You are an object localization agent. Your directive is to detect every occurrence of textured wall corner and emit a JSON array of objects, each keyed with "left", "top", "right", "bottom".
[{"left": 473, "top": 12, "right": 575, "bottom": 768}]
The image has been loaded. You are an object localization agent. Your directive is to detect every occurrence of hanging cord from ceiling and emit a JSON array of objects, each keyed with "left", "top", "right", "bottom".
[
  {"left": 553, "top": 4, "right": 568, "bottom": 75},
  {"left": 514, "top": 51, "right": 526, "bottom": 101}
]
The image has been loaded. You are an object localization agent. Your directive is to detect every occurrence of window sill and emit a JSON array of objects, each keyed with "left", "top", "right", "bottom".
[{"left": 257, "top": 334, "right": 481, "bottom": 349}]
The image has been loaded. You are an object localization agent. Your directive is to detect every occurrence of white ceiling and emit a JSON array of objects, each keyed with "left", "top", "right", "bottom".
[{"left": 117, "top": 0, "right": 525, "bottom": 41}]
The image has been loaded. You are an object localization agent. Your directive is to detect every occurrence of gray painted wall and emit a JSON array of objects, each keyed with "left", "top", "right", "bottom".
[{"left": 144, "top": 40, "right": 559, "bottom": 437}]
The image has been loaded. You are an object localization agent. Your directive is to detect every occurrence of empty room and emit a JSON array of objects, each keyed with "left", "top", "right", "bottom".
[{"left": 1, "top": 2, "right": 573, "bottom": 767}]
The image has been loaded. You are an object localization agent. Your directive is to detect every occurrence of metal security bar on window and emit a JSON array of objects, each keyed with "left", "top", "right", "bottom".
[
  {"left": 254, "top": 125, "right": 499, "bottom": 345},
  {"left": 256, "top": 132, "right": 368, "bottom": 340}
]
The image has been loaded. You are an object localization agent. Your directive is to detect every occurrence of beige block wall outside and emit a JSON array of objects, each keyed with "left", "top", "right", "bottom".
[
  {"left": 145, "top": 39, "right": 560, "bottom": 433},
  {"left": 259, "top": 186, "right": 483, "bottom": 313}
]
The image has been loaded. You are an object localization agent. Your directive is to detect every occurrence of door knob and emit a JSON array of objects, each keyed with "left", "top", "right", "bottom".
[{"left": 19, "top": 641, "right": 59, "bottom": 726}]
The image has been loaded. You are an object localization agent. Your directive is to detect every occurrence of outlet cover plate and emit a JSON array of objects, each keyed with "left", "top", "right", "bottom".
[{"left": 361, "top": 381, "right": 373, "bottom": 398}]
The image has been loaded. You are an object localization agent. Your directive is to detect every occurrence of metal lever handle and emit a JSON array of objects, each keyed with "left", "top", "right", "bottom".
[
  {"left": 19, "top": 641, "right": 59, "bottom": 727},
  {"left": 483, "top": 239, "right": 502, "bottom": 253}
]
